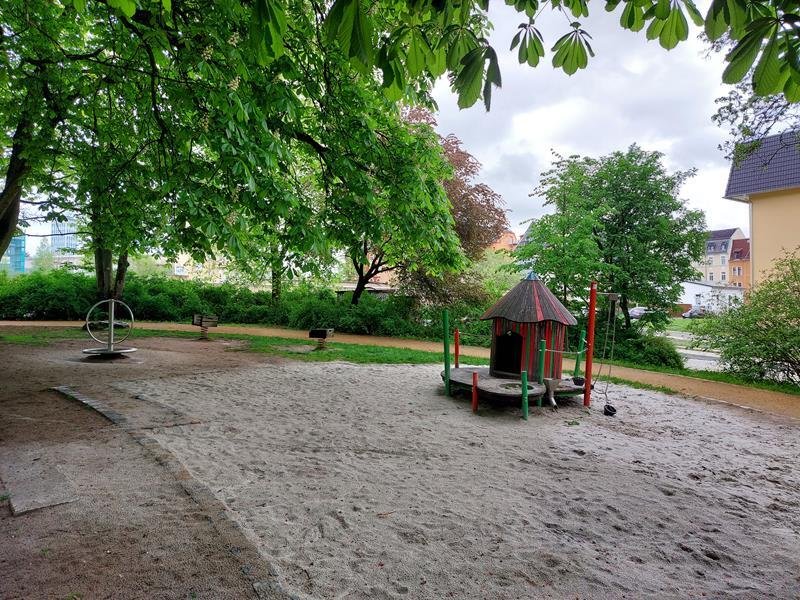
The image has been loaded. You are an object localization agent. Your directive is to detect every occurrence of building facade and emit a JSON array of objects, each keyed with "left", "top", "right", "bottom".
[
  {"left": 679, "top": 280, "right": 745, "bottom": 312},
  {"left": 728, "top": 238, "right": 751, "bottom": 289},
  {"left": 49, "top": 214, "right": 83, "bottom": 267},
  {"left": 725, "top": 131, "right": 800, "bottom": 286},
  {"left": 0, "top": 236, "right": 26, "bottom": 274},
  {"left": 489, "top": 230, "right": 518, "bottom": 252},
  {"left": 692, "top": 228, "right": 746, "bottom": 286}
]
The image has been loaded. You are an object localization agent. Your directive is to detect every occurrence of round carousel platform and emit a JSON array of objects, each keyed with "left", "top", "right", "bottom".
[{"left": 443, "top": 367, "right": 584, "bottom": 401}]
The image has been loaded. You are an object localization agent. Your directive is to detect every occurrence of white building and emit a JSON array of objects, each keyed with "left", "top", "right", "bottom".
[{"left": 679, "top": 281, "right": 744, "bottom": 313}]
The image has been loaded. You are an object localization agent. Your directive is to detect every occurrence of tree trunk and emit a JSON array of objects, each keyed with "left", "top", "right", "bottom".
[
  {"left": 271, "top": 248, "right": 282, "bottom": 301},
  {"left": 351, "top": 273, "right": 369, "bottom": 306},
  {"left": 620, "top": 294, "right": 631, "bottom": 329},
  {"left": 94, "top": 247, "right": 129, "bottom": 300},
  {"left": 113, "top": 252, "right": 129, "bottom": 300},
  {"left": 0, "top": 118, "right": 33, "bottom": 258},
  {"left": 95, "top": 247, "right": 113, "bottom": 300}
]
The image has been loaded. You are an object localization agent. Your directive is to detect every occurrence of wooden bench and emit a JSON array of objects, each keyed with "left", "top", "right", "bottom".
[
  {"left": 309, "top": 328, "right": 334, "bottom": 349},
  {"left": 193, "top": 314, "right": 219, "bottom": 340}
]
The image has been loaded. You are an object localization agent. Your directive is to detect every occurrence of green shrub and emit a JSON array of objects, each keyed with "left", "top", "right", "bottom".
[
  {"left": 612, "top": 333, "right": 684, "bottom": 370},
  {"left": 693, "top": 251, "right": 800, "bottom": 385},
  {"left": 0, "top": 269, "right": 95, "bottom": 319}
]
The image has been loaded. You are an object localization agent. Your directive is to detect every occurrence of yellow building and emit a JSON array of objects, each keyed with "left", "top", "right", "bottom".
[{"left": 725, "top": 131, "right": 800, "bottom": 285}]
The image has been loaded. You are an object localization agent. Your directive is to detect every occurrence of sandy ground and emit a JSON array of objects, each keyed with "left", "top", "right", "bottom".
[
  {"left": 103, "top": 361, "right": 800, "bottom": 599},
  {"left": 4, "top": 320, "right": 799, "bottom": 420},
  {"left": 0, "top": 335, "right": 279, "bottom": 599}
]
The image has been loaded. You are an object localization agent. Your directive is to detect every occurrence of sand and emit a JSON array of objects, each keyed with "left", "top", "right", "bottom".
[{"left": 108, "top": 362, "right": 800, "bottom": 599}]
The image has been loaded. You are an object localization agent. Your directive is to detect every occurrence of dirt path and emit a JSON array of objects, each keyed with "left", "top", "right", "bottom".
[
  {"left": 2, "top": 320, "right": 799, "bottom": 420},
  {"left": 0, "top": 337, "right": 285, "bottom": 599}
]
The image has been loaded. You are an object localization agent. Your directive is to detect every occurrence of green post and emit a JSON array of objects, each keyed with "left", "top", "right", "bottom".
[
  {"left": 443, "top": 309, "right": 451, "bottom": 396},
  {"left": 537, "top": 339, "right": 546, "bottom": 384},
  {"left": 573, "top": 330, "right": 586, "bottom": 377},
  {"left": 521, "top": 371, "right": 529, "bottom": 420}
]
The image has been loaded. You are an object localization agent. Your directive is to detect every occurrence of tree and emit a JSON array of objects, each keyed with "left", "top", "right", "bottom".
[
  {"left": 32, "top": 241, "right": 56, "bottom": 272},
  {"left": 397, "top": 109, "right": 508, "bottom": 304},
  {"left": 5, "top": 0, "right": 800, "bottom": 267},
  {"left": 515, "top": 146, "right": 706, "bottom": 327},
  {"left": 323, "top": 101, "right": 464, "bottom": 305},
  {"left": 693, "top": 249, "right": 800, "bottom": 384}
]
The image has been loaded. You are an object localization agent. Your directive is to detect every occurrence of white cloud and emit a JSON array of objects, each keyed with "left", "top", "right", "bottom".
[{"left": 433, "top": 3, "right": 746, "bottom": 237}]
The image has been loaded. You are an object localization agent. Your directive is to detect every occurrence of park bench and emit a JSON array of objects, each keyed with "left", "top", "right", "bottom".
[
  {"left": 309, "top": 328, "right": 334, "bottom": 349},
  {"left": 193, "top": 314, "right": 219, "bottom": 340}
]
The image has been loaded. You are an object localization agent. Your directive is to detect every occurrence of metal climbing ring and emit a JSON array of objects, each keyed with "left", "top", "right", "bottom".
[{"left": 85, "top": 299, "right": 135, "bottom": 344}]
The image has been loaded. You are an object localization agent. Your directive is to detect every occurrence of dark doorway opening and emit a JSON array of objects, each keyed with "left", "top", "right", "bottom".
[{"left": 493, "top": 331, "right": 523, "bottom": 376}]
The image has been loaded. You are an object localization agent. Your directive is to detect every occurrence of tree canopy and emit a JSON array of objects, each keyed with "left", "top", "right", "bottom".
[
  {"left": 515, "top": 146, "right": 706, "bottom": 327},
  {"left": 3, "top": 0, "right": 797, "bottom": 294}
]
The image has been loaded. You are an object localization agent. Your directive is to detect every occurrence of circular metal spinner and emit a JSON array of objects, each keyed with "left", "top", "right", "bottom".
[{"left": 83, "top": 299, "right": 137, "bottom": 356}]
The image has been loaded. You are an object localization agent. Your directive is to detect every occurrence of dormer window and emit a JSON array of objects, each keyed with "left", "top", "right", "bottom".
[
  {"left": 721, "top": 241, "right": 728, "bottom": 251},
  {"left": 707, "top": 242, "right": 716, "bottom": 252}
]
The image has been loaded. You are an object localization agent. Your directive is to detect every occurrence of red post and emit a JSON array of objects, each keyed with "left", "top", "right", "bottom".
[
  {"left": 454, "top": 328, "right": 460, "bottom": 369},
  {"left": 472, "top": 371, "right": 479, "bottom": 413},
  {"left": 583, "top": 281, "right": 598, "bottom": 407}
]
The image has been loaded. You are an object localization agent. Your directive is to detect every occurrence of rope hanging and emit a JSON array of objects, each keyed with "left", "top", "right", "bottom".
[{"left": 594, "top": 298, "right": 618, "bottom": 405}]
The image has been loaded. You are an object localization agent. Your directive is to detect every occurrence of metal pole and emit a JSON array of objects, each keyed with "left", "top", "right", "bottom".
[
  {"left": 521, "top": 371, "right": 529, "bottom": 420},
  {"left": 443, "top": 310, "right": 451, "bottom": 396},
  {"left": 573, "top": 329, "right": 586, "bottom": 377},
  {"left": 108, "top": 299, "right": 115, "bottom": 351},
  {"left": 584, "top": 282, "right": 598, "bottom": 407}
]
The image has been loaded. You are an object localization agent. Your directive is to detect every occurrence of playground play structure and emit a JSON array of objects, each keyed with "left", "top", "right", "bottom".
[
  {"left": 442, "top": 275, "right": 603, "bottom": 418},
  {"left": 83, "top": 298, "right": 137, "bottom": 356}
]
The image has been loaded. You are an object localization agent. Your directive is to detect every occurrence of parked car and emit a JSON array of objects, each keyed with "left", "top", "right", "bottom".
[
  {"left": 682, "top": 306, "right": 707, "bottom": 318},
  {"left": 629, "top": 306, "right": 651, "bottom": 319}
]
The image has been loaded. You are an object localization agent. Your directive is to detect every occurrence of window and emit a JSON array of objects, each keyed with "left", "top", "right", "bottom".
[
  {"left": 721, "top": 272, "right": 726, "bottom": 281},
  {"left": 707, "top": 257, "right": 713, "bottom": 265},
  {"left": 721, "top": 256, "right": 726, "bottom": 265},
  {"left": 738, "top": 282, "right": 742, "bottom": 287},
  {"left": 734, "top": 250, "right": 741, "bottom": 259},
  {"left": 707, "top": 242, "right": 716, "bottom": 252},
  {"left": 709, "top": 272, "right": 714, "bottom": 282},
  {"left": 721, "top": 241, "right": 728, "bottom": 251}
]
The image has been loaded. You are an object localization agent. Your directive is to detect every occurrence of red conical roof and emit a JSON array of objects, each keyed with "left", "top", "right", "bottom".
[{"left": 480, "top": 272, "right": 577, "bottom": 325}]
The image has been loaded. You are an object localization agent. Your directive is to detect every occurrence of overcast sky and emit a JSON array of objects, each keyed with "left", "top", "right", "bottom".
[{"left": 431, "top": 3, "right": 750, "bottom": 237}]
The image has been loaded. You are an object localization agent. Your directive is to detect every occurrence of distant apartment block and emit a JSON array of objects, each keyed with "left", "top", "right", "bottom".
[
  {"left": 692, "top": 228, "right": 746, "bottom": 286},
  {"left": 0, "top": 236, "right": 26, "bottom": 274},
  {"left": 49, "top": 215, "right": 83, "bottom": 267},
  {"left": 725, "top": 130, "right": 800, "bottom": 285}
]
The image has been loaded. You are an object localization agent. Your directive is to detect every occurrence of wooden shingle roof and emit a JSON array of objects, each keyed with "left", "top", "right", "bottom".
[{"left": 480, "top": 272, "right": 577, "bottom": 325}]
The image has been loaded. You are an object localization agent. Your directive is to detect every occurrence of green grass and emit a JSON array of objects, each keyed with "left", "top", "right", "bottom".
[
  {"left": 242, "top": 335, "right": 490, "bottom": 365},
  {"left": 0, "top": 326, "right": 489, "bottom": 366},
  {"left": 603, "top": 357, "right": 800, "bottom": 397},
  {"left": 0, "top": 328, "right": 87, "bottom": 345},
  {"left": 665, "top": 317, "right": 707, "bottom": 333},
  {"left": 594, "top": 374, "right": 678, "bottom": 395}
]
